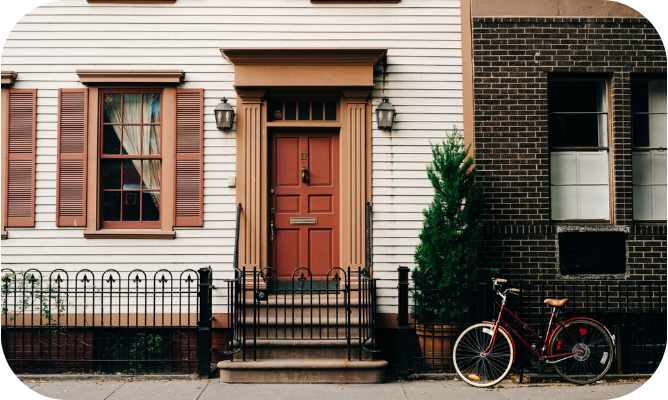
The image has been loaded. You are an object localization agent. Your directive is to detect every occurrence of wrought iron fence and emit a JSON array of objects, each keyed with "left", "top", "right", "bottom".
[
  {"left": 224, "top": 203, "right": 378, "bottom": 361},
  {"left": 397, "top": 268, "right": 667, "bottom": 377},
  {"left": 1, "top": 267, "right": 213, "bottom": 375}
]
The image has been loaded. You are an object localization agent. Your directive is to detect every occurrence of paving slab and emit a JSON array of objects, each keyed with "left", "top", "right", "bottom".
[
  {"left": 499, "top": 382, "right": 642, "bottom": 400},
  {"left": 29, "top": 379, "right": 125, "bottom": 400},
  {"left": 200, "top": 382, "right": 408, "bottom": 400},
  {"left": 403, "top": 380, "right": 507, "bottom": 400},
  {"left": 107, "top": 379, "right": 209, "bottom": 400}
]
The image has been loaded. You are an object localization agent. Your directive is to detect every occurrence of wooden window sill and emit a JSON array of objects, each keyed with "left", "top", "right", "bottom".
[
  {"left": 1, "top": 231, "right": 7, "bottom": 240},
  {"left": 87, "top": 1, "right": 176, "bottom": 4},
  {"left": 84, "top": 230, "right": 176, "bottom": 239}
]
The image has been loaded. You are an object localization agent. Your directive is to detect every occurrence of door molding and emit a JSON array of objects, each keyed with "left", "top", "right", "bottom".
[{"left": 222, "top": 48, "right": 386, "bottom": 271}]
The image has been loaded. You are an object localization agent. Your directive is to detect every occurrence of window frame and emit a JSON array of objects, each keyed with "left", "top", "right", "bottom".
[
  {"left": 99, "top": 89, "right": 164, "bottom": 229},
  {"left": 548, "top": 74, "right": 614, "bottom": 223},
  {"left": 83, "top": 85, "right": 177, "bottom": 239},
  {"left": 631, "top": 75, "right": 667, "bottom": 222}
]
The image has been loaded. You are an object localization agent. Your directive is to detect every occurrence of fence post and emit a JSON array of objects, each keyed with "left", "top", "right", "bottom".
[
  {"left": 397, "top": 265, "right": 410, "bottom": 377},
  {"left": 476, "top": 266, "right": 487, "bottom": 322},
  {"left": 198, "top": 266, "right": 212, "bottom": 377}
]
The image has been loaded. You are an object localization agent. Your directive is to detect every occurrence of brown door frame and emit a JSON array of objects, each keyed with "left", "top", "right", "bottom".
[{"left": 222, "top": 48, "right": 386, "bottom": 273}]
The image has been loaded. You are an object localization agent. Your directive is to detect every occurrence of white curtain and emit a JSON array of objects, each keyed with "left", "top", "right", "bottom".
[{"left": 104, "top": 94, "right": 161, "bottom": 211}]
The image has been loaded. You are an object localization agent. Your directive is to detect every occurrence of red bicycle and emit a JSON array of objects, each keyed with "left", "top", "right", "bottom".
[{"left": 453, "top": 278, "right": 615, "bottom": 387}]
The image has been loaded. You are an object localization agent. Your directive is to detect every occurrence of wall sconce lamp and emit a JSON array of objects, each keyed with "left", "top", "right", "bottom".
[
  {"left": 376, "top": 97, "right": 395, "bottom": 131},
  {"left": 214, "top": 98, "right": 235, "bottom": 131}
]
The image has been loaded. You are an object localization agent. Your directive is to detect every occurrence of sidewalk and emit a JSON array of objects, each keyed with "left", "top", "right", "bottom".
[{"left": 18, "top": 377, "right": 646, "bottom": 400}]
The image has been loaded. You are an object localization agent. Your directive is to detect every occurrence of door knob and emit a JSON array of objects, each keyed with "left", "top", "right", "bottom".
[{"left": 301, "top": 167, "right": 308, "bottom": 183}]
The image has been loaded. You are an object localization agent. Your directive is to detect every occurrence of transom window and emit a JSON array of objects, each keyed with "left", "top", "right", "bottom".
[
  {"left": 549, "top": 76, "right": 610, "bottom": 221},
  {"left": 632, "top": 77, "right": 667, "bottom": 221},
  {"left": 100, "top": 91, "right": 162, "bottom": 228},
  {"left": 269, "top": 100, "right": 338, "bottom": 122}
]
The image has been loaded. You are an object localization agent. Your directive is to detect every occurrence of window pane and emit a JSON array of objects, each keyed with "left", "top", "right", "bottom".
[
  {"left": 649, "top": 114, "right": 667, "bottom": 148},
  {"left": 325, "top": 101, "right": 337, "bottom": 120},
  {"left": 550, "top": 114, "right": 606, "bottom": 147},
  {"left": 102, "top": 125, "right": 121, "bottom": 155},
  {"left": 271, "top": 101, "right": 283, "bottom": 120},
  {"left": 102, "top": 191, "right": 121, "bottom": 221},
  {"left": 102, "top": 160, "right": 122, "bottom": 189},
  {"left": 632, "top": 114, "right": 650, "bottom": 147},
  {"left": 123, "top": 94, "right": 141, "bottom": 123},
  {"left": 652, "top": 186, "right": 667, "bottom": 220},
  {"left": 550, "top": 79, "right": 605, "bottom": 113},
  {"left": 649, "top": 79, "right": 667, "bottom": 113},
  {"left": 550, "top": 152, "right": 577, "bottom": 185},
  {"left": 143, "top": 93, "right": 161, "bottom": 123},
  {"left": 123, "top": 160, "right": 142, "bottom": 190},
  {"left": 142, "top": 192, "right": 161, "bottom": 221},
  {"left": 285, "top": 101, "right": 297, "bottom": 120},
  {"left": 577, "top": 152, "right": 608, "bottom": 185},
  {"left": 298, "top": 101, "right": 310, "bottom": 120},
  {"left": 551, "top": 185, "right": 579, "bottom": 220},
  {"left": 103, "top": 93, "right": 122, "bottom": 124},
  {"left": 142, "top": 160, "right": 161, "bottom": 189},
  {"left": 142, "top": 126, "right": 161, "bottom": 155},
  {"left": 312, "top": 101, "right": 323, "bottom": 120},
  {"left": 123, "top": 191, "right": 140, "bottom": 221},
  {"left": 579, "top": 185, "right": 609, "bottom": 219},
  {"left": 122, "top": 126, "right": 140, "bottom": 155}
]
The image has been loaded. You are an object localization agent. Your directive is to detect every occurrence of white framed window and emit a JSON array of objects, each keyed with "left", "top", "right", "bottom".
[
  {"left": 632, "top": 77, "right": 667, "bottom": 221},
  {"left": 549, "top": 76, "right": 610, "bottom": 221}
]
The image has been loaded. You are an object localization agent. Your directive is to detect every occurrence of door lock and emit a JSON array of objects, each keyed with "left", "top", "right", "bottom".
[
  {"left": 269, "top": 208, "right": 276, "bottom": 243},
  {"left": 301, "top": 167, "right": 308, "bottom": 183}
]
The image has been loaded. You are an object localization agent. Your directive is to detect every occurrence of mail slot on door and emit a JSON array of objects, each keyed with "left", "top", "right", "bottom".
[{"left": 290, "top": 217, "right": 318, "bottom": 225}]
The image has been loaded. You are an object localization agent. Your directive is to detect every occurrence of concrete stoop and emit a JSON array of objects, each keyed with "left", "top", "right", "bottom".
[
  {"left": 217, "top": 359, "right": 389, "bottom": 383},
  {"left": 218, "top": 293, "right": 387, "bottom": 384}
]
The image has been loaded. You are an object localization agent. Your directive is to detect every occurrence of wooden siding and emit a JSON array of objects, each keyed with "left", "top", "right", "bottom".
[{"left": 1, "top": 0, "right": 464, "bottom": 314}]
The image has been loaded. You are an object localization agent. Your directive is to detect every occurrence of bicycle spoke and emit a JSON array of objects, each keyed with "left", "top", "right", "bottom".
[
  {"left": 453, "top": 323, "right": 514, "bottom": 387},
  {"left": 550, "top": 319, "right": 613, "bottom": 384}
]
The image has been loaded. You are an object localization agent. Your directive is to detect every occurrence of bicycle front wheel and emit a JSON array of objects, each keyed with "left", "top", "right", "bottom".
[
  {"left": 453, "top": 323, "right": 514, "bottom": 387},
  {"left": 549, "top": 318, "right": 614, "bottom": 384}
]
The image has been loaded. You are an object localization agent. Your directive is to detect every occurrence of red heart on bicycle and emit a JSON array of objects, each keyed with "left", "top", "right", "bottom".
[{"left": 579, "top": 328, "right": 587, "bottom": 336}]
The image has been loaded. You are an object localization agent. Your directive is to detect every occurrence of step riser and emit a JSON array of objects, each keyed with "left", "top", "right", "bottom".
[
  {"left": 219, "top": 364, "right": 386, "bottom": 384},
  {"left": 233, "top": 327, "right": 361, "bottom": 339},
  {"left": 236, "top": 346, "right": 373, "bottom": 360},
  {"left": 241, "top": 308, "right": 362, "bottom": 319}
]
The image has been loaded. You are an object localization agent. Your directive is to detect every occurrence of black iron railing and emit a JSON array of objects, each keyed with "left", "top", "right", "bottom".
[
  {"left": 224, "top": 203, "right": 378, "bottom": 361},
  {"left": 396, "top": 269, "right": 667, "bottom": 377},
  {"left": 512, "top": 280, "right": 667, "bottom": 377},
  {"left": 1, "top": 267, "right": 213, "bottom": 375}
]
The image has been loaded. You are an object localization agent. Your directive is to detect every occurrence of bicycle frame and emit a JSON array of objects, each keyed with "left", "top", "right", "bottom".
[{"left": 483, "top": 288, "right": 587, "bottom": 363}]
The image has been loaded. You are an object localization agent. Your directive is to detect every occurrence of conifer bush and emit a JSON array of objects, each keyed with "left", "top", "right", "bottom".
[{"left": 412, "top": 129, "right": 484, "bottom": 323}]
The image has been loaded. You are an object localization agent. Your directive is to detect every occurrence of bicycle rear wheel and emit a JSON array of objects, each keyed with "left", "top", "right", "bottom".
[
  {"left": 549, "top": 318, "right": 614, "bottom": 384},
  {"left": 453, "top": 323, "right": 514, "bottom": 387}
]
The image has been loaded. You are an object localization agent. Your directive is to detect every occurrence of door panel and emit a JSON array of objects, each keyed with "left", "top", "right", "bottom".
[{"left": 271, "top": 132, "right": 339, "bottom": 280}]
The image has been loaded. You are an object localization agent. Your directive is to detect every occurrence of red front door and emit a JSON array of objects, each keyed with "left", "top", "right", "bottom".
[{"left": 270, "top": 132, "right": 340, "bottom": 280}]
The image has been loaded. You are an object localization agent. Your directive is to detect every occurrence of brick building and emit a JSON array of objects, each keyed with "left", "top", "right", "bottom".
[{"left": 467, "top": 1, "right": 666, "bottom": 293}]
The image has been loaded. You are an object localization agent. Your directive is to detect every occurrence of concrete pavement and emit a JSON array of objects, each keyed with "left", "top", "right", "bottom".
[{"left": 17, "top": 377, "right": 647, "bottom": 400}]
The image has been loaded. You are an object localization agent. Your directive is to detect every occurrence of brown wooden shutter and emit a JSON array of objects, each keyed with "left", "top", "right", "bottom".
[
  {"left": 6, "top": 89, "right": 37, "bottom": 227},
  {"left": 56, "top": 89, "right": 88, "bottom": 227},
  {"left": 175, "top": 88, "right": 204, "bottom": 226}
]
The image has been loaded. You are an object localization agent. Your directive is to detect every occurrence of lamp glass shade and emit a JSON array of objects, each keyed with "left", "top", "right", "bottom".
[
  {"left": 214, "top": 99, "right": 235, "bottom": 130},
  {"left": 376, "top": 99, "right": 395, "bottom": 130}
]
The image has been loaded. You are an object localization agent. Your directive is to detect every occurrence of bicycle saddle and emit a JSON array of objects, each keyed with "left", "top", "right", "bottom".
[{"left": 544, "top": 298, "right": 569, "bottom": 307}]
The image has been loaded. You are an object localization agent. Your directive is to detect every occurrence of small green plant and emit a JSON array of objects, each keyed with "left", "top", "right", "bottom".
[
  {"left": 412, "top": 128, "right": 485, "bottom": 324},
  {"left": 1, "top": 271, "right": 67, "bottom": 329},
  {"left": 128, "top": 332, "right": 169, "bottom": 373}
]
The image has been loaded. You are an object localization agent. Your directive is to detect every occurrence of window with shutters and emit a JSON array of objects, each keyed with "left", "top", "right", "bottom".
[
  {"left": 99, "top": 91, "right": 162, "bottom": 228},
  {"left": 60, "top": 71, "right": 203, "bottom": 238}
]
